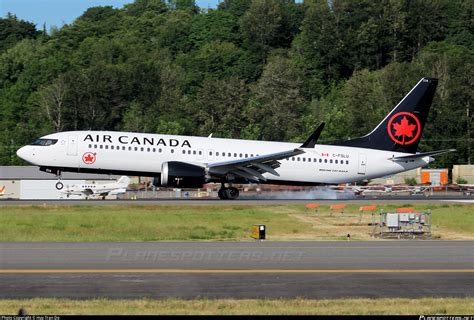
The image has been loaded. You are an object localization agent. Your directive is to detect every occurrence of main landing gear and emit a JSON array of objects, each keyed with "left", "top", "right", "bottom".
[{"left": 218, "top": 184, "right": 239, "bottom": 200}]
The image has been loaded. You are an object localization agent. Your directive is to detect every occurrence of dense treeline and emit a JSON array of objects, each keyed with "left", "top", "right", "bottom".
[{"left": 0, "top": 0, "right": 472, "bottom": 167}]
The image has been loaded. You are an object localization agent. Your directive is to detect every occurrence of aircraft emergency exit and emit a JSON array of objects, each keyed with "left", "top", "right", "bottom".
[{"left": 17, "top": 77, "right": 454, "bottom": 199}]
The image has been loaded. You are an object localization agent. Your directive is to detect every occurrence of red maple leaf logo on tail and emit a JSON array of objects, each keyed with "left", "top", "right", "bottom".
[
  {"left": 387, "top": 112, "right": 421, "bottom": 145},
  {"left": 393, "top": 116, "right": 417, "bottom": 144}
]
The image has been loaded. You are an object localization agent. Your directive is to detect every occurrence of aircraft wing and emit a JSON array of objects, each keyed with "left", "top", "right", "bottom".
[{"left": 207, "top": 148, "right": 305, "bottom": 182}]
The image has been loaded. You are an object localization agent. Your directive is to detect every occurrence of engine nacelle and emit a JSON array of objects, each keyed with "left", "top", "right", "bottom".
[{"left": 160, "top": 161, "right": 207, "bottom": 188}]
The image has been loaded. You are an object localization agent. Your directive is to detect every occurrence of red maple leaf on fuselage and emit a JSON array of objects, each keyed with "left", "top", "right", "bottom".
[
  {"left": 392, "top": 116, "right": 417, "bottom": 144},
  {"left": 84, "top": 154, "right": 94, "bottom": 162}
]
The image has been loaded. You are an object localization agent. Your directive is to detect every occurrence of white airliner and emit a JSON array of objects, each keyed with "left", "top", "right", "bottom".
[
  {"left": 59, "top": 176, "right": 130, "bottom": 199},
  {"left": 16, "top": 77, "right": 454, "bottom": 200}
]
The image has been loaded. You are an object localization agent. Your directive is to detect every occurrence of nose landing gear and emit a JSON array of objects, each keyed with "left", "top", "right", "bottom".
[{"left": 55, "top": 171, "right": 63, "bottom": 190}]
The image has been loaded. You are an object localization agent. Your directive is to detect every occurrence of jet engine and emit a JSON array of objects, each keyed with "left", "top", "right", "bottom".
[{"left": 160, "top": 161, "right": 207, "bottom": 188}]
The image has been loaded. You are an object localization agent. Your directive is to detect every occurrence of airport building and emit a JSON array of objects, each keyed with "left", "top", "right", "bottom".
[
  {"left": 0, "top": 166, "right": 119, "bottom": 199},
  {"left": 452, "top": 165, "right": 474, "bottom": 184}
]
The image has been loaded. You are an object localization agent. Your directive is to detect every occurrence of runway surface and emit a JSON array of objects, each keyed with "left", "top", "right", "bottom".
[
  {"left": 1, "top": 195, "right": 474, "bottom": 206},
  {"left": 1, "top": 241, "right": 473, "bottom": 299}
]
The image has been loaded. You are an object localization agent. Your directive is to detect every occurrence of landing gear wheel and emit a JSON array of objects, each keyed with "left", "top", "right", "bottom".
[
  {"left": 225, "top": 187, "right": 239, "bottom": 200},
  {"left": 55, "top": 182, "right": 63, "bottom": 190},
  {"left": 218, "top": 188, "right": 228, "bottom": 200}
]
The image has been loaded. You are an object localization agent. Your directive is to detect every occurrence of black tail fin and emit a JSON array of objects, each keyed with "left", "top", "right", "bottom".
[{"left": 333, "top": 77, "right": 438, "bottom": 153}]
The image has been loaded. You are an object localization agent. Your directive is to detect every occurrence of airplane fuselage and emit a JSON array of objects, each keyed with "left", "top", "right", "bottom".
[{"left": 17, "top": 131, "right": 431, "bottom": 185}]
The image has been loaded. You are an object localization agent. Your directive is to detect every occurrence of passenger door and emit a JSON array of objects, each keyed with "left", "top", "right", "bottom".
[
  {"left": 67, "top": 135, "right": 78, "bottom": 156},
  {"left": 358, "top": 153, "right": 366, "bottom": 174}
]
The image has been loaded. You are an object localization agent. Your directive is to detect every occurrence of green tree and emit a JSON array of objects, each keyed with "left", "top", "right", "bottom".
[
  {"left": 246, "top": 54, "right": 307, "bottom": 141},
  {"left": 0, "top": 13, "right": 41, "bottom": 52},
  {"left": 240, "top": 0, "right": 282, "bottom": 62},
  {"left": 193, "top": 77, "right": 249, "bottom": 138},
  {"left": 218, "top": 0, "right": 252, "bottom": 17}
]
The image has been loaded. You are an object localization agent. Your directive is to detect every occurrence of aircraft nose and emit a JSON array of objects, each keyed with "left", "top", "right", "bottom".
[
  {"left": 16, "top": 146, "right": 27, "bottom": 160},
  {"left": 16, "top": 146, "right": 34, "bottom": 162}
]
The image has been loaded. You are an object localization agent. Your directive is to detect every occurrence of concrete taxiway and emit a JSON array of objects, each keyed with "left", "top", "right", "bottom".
[
  {"left": 1, "top": 241, "right": 473, "bottom": 299},
  {"left": 1, "top": 195, "right": 473, "bottom": 206}
]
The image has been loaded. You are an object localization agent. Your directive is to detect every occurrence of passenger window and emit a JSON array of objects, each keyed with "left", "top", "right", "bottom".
[
  {"left": 159, "top": 148, "right": 162, "bottom": 153},
  {"left": 330, "top": 159, "right": 333, "bottom": 164},
  {"left": 335, "top": 160, "right": 338, "bottom": 164},
  {"left": 303, "top": 158, "right": 306, "bottom": 162},
  {"left": 245, "top": 154, "right": 248, "bottom": 158},
  {"left": 346, "top": 160, "right": 349, "bottom": 164},
  {"left": 128, "top": 146, "right": 132, "bottom": 151},
  {"left": 239, "top": 153, "right": 242, "bottom": 157},
  {"left": 111, "top": 146, "right": 114, "bottom": 150},
  {"left": 324, "top": 159, "right": 327, "bottom": 163},
  {"left": 171, "top": 149, "right": 174, "bottom": 153},
  {"left": 88, "top": 144, "right": 92, "bottom": 148},
  {"left": 182, "top": 150, "right": 186, "bottom": 154},
  {"left": 122, "top": 146, "right": 126, "bottom": 151},
  {"left": 153, "top": 148, "right": 156, "bottom": 152},
  {"left": 216, "top": 152, "right": 219, "bottom": 156},
  {"left": 193, "top": 150, "right": 196, "bottom": 155},
  {"left": 199, "top": 151, "right": 202, "bottom": 155},
  {"left": 134, "top": 147, "right": 138, "bottom": 151},
  {"left": 100, "top": 145, "right": 103, "bottom": 149},
  {"left": 228, "top": 153, "right": 231, "bottom": 157}
]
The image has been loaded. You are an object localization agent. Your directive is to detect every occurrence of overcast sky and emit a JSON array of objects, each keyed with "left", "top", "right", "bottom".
[{"left": 1, "top": 0, "right": 221, "bottom": 30}]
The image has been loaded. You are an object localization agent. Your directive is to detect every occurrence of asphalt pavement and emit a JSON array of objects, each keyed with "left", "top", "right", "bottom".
[{"left": 1, "top": 241, "right": 472, "bottom": 299}]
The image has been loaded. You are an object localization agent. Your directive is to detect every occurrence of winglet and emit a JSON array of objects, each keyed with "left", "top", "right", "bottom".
[{"left": 301, "top": 122, "right": 325, "bottom": 148}]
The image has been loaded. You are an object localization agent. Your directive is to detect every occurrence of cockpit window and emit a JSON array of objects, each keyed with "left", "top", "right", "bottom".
[{"left": 29, "top": 139, "right": 58, "bottom": 146}]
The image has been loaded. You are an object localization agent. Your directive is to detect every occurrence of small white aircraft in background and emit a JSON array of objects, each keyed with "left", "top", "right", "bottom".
[
  {"left": 59, "top": 176, "right": 130, "bottom": 199},
  {"left": 0, "top": 185, "right": 13, "bottom": 198},
  {"left": 457, "top": 184, "right": 474, "bottom": 196},
  {"left": 332, "top": 184, "right": 431, "bottom": 196}
]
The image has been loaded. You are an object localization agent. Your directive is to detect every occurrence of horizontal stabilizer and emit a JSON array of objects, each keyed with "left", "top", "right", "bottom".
[{"left": 389, "top": 149, "right": 455, "bottom": 161}]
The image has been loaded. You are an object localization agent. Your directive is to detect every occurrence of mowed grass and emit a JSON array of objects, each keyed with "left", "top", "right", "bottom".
[
  {"left": 0, "top": 205, "right": 312, "bottom": 241},
  {"left": 1, "top": 298, "right": 472, "bottom": 315},
  {"left": 0, "top": 203, "right": 472, "bottom": 241}
]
